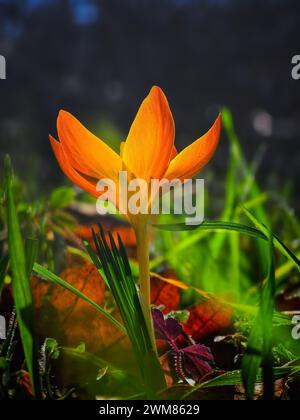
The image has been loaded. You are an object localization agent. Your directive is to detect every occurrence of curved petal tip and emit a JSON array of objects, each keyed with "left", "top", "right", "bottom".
[{"left": 165, "top": 113, "right": 222, "bottom": 180}]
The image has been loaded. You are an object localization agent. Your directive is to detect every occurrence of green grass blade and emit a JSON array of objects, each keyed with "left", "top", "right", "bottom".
[
  {"left": 205, "top": 108, "right": 240, "bottom": 261},
  {"left": 242, "top": 231, "right": 275, "bottom": 400},
  {"left": 32, "top": 263, "right": 126, "bottom": 334},
  {"left": 243, "top": 207, "right": 300, "bottom": 271},
  {"left": 222, "top": 108, "right": 270, "bottom": 274},
  {"left": 181, "top": 366, "right": 293, "bottom": 399},
  {"left": 83, "top": 240, "right": 110, "bottom": 288},
  {"left": 261, "top": 235, "right": 276, "bottom": 400},
  {"left": 241, "top": 316, "right": 263, "bottom": 400},
  {"left": 90, "top": 226, "right": 166, "bottom": 396},
  {"left": 4, "top": 156, "right": 42, "bottom": 399},
  {"left": 154, "top": 219, "right": 300, "bottom": 271},
  {"left": 153, "top": 220, "right": 266, "bottom": 239},
  {"left": 25, "top": 238, "right": 39, "bottom": 279}
]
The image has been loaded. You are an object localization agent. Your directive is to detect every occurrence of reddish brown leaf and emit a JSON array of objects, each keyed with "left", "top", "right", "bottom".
[
  {"left": 150, "top": 273, "right": 180, "bottom": 314},
  {"left": 31, "top": 263, "right": 130, "bottom": 358},
  {"left": 50, "top": 263, "right": 106, "bottom": 311},
  {"left": 183, "top": 299, "right": 233, "bottom": 342},
  {"left": 76, "top": 224, "right": 136, "bottom": 250},
  {"left": 16, "top": 371, "right": 35, "bottom": 399}
]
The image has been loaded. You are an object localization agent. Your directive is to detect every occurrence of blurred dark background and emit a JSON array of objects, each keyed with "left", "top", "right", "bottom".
[{"left": 0, "top": 0, "right": 300, "bottom": 194}]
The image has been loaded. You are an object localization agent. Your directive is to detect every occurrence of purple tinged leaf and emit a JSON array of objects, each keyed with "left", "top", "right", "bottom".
[
  {"left": 152, "top": 308, "right": 182, "bottom": 342},
  {"left": 183, "top": 353, "right": 213, "bottom": 382},
  {"left": 182, "top": 344, "right": 214, "bottom": 382},
  {"left": 183, "top": 344, "right": 214, "bottom": 362},
  {"left": 152, "top": 308, "right": 214, "bottom": 383}
]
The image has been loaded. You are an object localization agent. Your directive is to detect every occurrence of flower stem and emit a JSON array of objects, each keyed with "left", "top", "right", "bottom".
[
  {"left": 134, "top": 221, "right": 156, "bottom": 352},
  {"left": 134, "top": 219, "right": 166, "bottom": 395}
]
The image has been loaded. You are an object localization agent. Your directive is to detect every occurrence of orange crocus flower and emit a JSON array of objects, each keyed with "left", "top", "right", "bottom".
[
  {"left": 50, "top": 86, "right": 221, "bottom": 213},
  {"left": 50, "top": 86, "right": 221, "bottom": 349}
]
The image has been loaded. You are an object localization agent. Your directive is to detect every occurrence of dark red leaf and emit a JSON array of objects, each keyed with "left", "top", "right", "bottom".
[
  {"left": 152, "top": 308, "right": 182, "bottom": 342},
  {"left": 182, "top": 344, "right": 214, "bottom": 382},
  {"left": 152, "top": 308, "right": 215, "bottom": 384}
]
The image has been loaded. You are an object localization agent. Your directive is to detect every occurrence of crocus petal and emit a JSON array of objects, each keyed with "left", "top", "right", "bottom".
[
  {"left": 164, "top": 114, "right": 221, "bottom": 181},
  {"left": 122, "top": 86, "right": 175, "bottom": 181},
  {"left": 57, "top": 110, "right": 122, "bottom": 181},
  {"left": 49, "top": 135, "right": 99, "bottom": 198},
  {"left": 170, "top": 145, "right": 178, "bottom": 160}
]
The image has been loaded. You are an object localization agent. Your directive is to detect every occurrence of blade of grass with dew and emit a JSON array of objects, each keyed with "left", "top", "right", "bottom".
[
  {"left": 4, "top": 155, "right": 42, "bottom": 399},
  {"left": 242, "top": 232, "right": 276, "bottom": 400},
  {"left": 33, "top": 263, "right": 126, "bottom": 334}
]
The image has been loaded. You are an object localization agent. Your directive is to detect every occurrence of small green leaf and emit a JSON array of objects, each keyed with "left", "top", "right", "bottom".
[
  {"left": 43, "top": 338, "right": 60, "bottom": 360},
  {"left": 50, "top": 186, "right": 76, "bottom": 209},
  {"left": 75, "top": 342, "right": 86, "bottom": 353}
]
